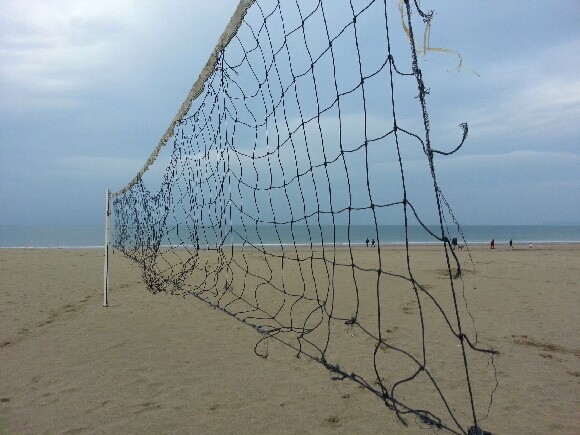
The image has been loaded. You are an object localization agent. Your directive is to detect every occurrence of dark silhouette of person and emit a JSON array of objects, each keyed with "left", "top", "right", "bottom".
[
  {"left": 490, "top": 239, "right": 495, "bottom": 249},
  {"left": 509, "top": 239, "right": 513, "bottom": 249},
  {"left": 451, "top": 237, "right": 458, "bottom": 250},
  {"left": 366, "top": 238, "right": 369, "bottom": 247},
  {"left": 371, "top": 239, "right": 375, "bottom": 247}
]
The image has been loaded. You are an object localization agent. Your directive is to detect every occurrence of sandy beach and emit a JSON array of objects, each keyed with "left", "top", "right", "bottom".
[{"left": 0, "top": 244, "right": 578, "bottom": 434}]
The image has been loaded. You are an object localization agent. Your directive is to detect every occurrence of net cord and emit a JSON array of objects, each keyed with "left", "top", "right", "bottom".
[{"left": 113, "top": 0, "right": 256, "bottom": 197}]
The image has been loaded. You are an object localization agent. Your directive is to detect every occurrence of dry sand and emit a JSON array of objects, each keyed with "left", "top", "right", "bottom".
[{"left": 0, "top": 244, "right": 578, "bottom": 434}]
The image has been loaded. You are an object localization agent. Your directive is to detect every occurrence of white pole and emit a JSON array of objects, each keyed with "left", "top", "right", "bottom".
[{"left": 103, "top": 189, "right": 111, "bottom": 307}]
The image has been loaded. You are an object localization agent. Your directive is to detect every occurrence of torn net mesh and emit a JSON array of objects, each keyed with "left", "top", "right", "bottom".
[{"left": 112, "top": 1, "right": 497, "bottom": 433}]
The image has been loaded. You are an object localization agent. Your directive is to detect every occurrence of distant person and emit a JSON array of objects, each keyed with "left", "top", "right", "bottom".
[
  {"left": 509, "top": 239, "right": 513, "bottom": 249},
  {"left": 529, "top": 242, "right": 533, "bottom": 248},
  {"left": 366, "top": 238, "right": 369, "bottom": 247},
  {"left": 372, "top": 238, "right": 375, "bottom": 247},
  {"left": 451, "top": 237, "right": 458, "bottom": 250},
  {"left": 490, "top": 239, "right": 495, "bottom": 249}
]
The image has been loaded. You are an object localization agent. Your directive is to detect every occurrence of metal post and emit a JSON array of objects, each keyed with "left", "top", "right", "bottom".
[{"left": 103, "top": 189, "right": 111, "bottom": 307}]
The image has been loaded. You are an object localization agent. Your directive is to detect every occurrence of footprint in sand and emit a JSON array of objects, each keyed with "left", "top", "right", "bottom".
[{"left": 325, "top": 416, "right": 341, "bottom": 427}]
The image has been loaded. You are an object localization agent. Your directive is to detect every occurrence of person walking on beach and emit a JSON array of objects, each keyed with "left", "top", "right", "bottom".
[
  {"left": 366, "top": 238, "right": 369, "bottom": 247},
  {"left": 490, "top": 239, "right": 495, "bottom": 249},
  {"left": 451, "top": 237, "right": 458, "bottom": 250},
  {"left": 371, "top": 239, "right": 375, "bottom": 247},
  {"left": 509, "top": 239, "right": 513, "bottom": 249}
]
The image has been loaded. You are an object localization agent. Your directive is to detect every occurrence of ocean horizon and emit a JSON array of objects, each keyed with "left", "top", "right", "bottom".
[{"left": 1, "top": 224, "right": 580, "bottom": 249}]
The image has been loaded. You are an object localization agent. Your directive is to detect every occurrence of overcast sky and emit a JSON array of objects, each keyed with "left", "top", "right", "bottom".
[{"left": 1, "top": 0, "right": 579, "bottom": 226}]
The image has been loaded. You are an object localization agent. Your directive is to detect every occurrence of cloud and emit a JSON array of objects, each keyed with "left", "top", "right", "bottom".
[
  {"left": 435, "top": 149, "right": 580, "bottom": 170},
  {"left": 466, "top": 77, "right": 580, "bottom": 141},
  {"left": 0, "top": 154, "right": 144, "bottom": 183},
  {"left": 443, "top": 39, "right": 580, "bottom": 145},
  {"left": 0, "top": 0, "right": 139, "bottom": 109},
  {"left": 432, "top": 150, "right": 580, "bottom": 224},
  {"left": 1, "top": 1, "right": 577, "bottom": 226},
  {"left": 60, "top": 155, "right": 146, "bottom": 177}
]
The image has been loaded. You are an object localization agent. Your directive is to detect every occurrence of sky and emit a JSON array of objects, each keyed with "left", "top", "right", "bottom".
[{"left": 1, "top": 0, "right": 579, "bottom": 226}]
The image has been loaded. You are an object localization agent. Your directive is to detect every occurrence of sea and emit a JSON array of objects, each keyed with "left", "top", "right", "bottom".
[{"left": 1, "top": 224, "right": 579, "bottom": 249}]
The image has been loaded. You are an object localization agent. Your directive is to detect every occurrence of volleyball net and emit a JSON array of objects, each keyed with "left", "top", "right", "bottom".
[{"left": 107, "top": 1, "right": 497, "bottom": 433}]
